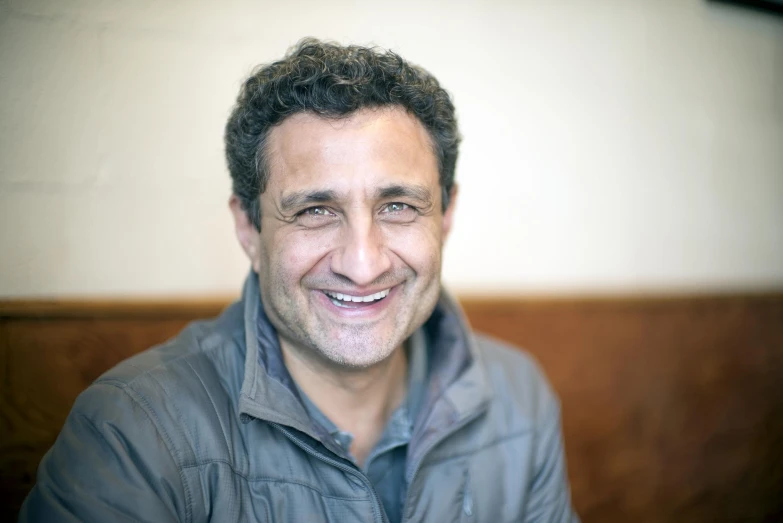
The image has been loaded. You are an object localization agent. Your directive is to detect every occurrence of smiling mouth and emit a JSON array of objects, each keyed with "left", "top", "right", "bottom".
[{"left": 323, "top": 289, "right": 391, "bottom": 308}]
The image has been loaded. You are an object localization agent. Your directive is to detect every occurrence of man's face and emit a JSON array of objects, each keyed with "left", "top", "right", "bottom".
[{"left": 232, "top": 107, "right": 456, "bottom": 369}]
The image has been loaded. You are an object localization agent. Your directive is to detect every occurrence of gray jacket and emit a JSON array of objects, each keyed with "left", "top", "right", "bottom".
[{"left": 20, "top": 275, "right": 579, "bottom": 522}]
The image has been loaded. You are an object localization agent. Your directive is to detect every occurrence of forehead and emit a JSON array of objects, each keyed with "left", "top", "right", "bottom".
[{"left": 264, "top": 108, "right": 439, "bottom": 196}]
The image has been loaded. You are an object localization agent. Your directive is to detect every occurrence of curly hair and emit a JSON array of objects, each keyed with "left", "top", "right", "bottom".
[{"left": 224, "top": 38, "right": 461, "bottom": 230}]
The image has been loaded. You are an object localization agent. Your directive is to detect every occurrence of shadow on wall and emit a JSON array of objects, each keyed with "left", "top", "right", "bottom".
[{"left": 708, "top": 0, "right": 783, "bottom": 16}]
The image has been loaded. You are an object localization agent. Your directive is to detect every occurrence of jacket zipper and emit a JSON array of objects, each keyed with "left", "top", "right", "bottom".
[
  {"left": 271, "top": 422, "right": 389, "bottom": 523},
  {"left": 401, "top": 407, "right": 486, "bottom": 522}
]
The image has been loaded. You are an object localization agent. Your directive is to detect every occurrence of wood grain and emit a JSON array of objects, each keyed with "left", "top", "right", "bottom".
[{"left": 1, "top": 294, "right": 782, "bottom": 522}]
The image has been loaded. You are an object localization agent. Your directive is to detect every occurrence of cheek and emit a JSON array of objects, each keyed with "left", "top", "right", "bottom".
[
  {"left": 385, "top": 224, "right": 443, "bottom": 275},
  {"left": 271, "top": 229, "right": 338, "bottom": 280}
]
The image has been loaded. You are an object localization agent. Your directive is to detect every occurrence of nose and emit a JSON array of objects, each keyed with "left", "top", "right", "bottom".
[{"left": 330, "top": 215, "right": 392, "bottom": 287}]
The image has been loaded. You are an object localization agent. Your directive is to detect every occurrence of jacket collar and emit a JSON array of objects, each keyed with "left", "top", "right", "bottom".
[
  {"left": 237, "top": 271, "right": 494, "bottom": 452},
  {"left": 237, "top": 272, "right": 314, "bottom": 437}
]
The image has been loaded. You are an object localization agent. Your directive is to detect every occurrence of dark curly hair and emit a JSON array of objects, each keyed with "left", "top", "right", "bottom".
[{"left": 224, "top": 38, "right": 461, "bottom": 230}]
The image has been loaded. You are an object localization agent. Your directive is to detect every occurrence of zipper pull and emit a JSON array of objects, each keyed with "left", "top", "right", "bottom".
[{"left": 462, "top": 471, "right": 473, "bottom": 517}]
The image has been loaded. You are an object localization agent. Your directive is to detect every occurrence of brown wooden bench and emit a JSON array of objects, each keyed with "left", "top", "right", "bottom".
[{"left": 1, "top": 294, "right": 781, "bottom": 522}]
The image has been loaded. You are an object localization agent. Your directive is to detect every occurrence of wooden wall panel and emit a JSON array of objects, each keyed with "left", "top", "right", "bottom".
[
  {"left": 460, "top": 297, "right": 783, "bottom": 522},
  {"left": 0, "top": 316, "right": 193, "bottom": 521},
  {"left": 1, "top": 295, "right": 782, "bottom": 522}
]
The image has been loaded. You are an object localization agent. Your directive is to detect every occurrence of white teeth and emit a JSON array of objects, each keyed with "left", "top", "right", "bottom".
[{"left": 325, "top": 288, "right": 391, "bottom": 303}]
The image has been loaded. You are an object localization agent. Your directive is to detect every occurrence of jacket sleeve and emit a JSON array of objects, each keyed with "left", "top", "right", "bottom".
[
  {"left": 525, "top": 398, "right": 580, "bottom": 523},
  {"left": 18, "top": 382, "right": 189, "bottom": 523}
]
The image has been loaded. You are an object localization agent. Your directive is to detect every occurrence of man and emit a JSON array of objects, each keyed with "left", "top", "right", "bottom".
[{"left": 20, "top": 39, "right": 579, "bottom": 522}]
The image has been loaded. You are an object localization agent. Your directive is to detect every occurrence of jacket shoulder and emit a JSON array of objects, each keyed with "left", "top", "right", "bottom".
[
  {"left": 22, "top": 303, "right": 248, "bottom": 522},
  {"left": 95, "top": 301, "right": 245, "bottom": 388},
  {"left": 82, "top": 301, "right": 247, "bottom": 464},
  {"left": 473, "top": 332, "right": 560, "bottom": 428}
]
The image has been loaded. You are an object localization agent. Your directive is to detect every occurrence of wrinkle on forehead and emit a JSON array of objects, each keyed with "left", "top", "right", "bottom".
[{"left": 264, "top": 107, "right": 439, "bottom": 198}]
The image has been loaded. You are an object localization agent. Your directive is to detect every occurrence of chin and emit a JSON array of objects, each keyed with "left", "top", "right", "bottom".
[{"left": 317, "top": 334, "right": 401, "bottom": 370}]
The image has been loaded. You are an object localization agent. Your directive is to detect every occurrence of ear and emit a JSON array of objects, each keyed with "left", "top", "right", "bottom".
[
  {"left": 441, "top": 185, "right": 458, "bottom": 241},
  {"left": 229, "top": 195, "right": 262, "bottom": 273}
]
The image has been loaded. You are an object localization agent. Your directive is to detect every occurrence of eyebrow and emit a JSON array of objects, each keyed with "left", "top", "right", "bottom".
[
  {"left": 376, "top": 184, "right": 433, "bottom": 206},
  {"left": 278, "top": 183, "right": 434, "bottom": 213},
  {"left": 279, "top": 189, "right": 339, "bottom": 213}
]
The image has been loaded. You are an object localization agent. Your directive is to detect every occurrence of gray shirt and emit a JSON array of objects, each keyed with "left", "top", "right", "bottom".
[{"left": 296, "top": 329, "right": 429, "bottom": 523}]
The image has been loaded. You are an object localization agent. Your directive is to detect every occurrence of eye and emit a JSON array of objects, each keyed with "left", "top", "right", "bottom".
[
  {"left": 380, "top": 202, "right": 417, "bottom": 223},
  {"left": 296, "top": 206, "right": 338, "bottom": 227},
  {"left": 385, "top": 202, "right": 410, "bottom": 213},
  {"left": 301, "top": 206, "right": 334, "bottom": 217}
]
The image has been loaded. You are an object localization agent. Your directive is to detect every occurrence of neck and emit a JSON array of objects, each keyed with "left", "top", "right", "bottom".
[{"left": 280, "top": 338, "right": 408, "bottom": 466}]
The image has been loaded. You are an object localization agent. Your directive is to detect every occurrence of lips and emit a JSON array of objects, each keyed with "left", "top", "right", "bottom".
[{"left": 322, "top": 288, "right": 391, "bottom": 308}]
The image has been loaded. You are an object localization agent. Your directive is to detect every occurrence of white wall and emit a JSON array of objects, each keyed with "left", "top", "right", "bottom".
[{"left": 1, "top": 0, "right": 781, "bottom": 297}]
